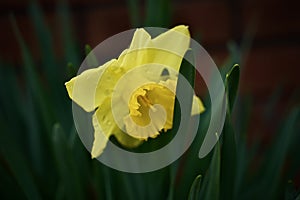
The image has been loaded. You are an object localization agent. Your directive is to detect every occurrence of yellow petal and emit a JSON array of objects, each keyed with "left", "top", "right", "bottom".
[
  {"left": 150, "top": 25, "right": 190, "bottom": 69},
  {"left": 129, "top": 28, "right": 151, "bottom": 49},
  {"left": 118, "top": 25, "right": 190, "bottom": 72},
  {"left": 65, "top": 59, "right": 116, "bottom": 112},
  {"left": 91, "top": 97, "right": 143, "bottom": 158},
  {"left": 191, "top": 95, "right": 205, "bottom": 116},
  {"left": 65, "top": 25, "right": 197, "bottom": 158},
  {"left": 145, "top": 25, "right": 190, "bottom": 72},
  {"left": 117, "top": 29, "right": 152, "bottom": 68},
  {"left": 91, "top": 113, "right": 109, "bottom": 158}
]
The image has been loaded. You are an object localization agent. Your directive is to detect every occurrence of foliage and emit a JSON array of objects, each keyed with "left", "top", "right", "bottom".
[{"left": 0, "top": 1, "right": 299, "bottom": 199}]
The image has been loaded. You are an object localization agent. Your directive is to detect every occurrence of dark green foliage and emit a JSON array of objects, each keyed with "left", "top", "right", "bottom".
[{"left": 0, "top": 1, "right": 299, "bottom": 200}]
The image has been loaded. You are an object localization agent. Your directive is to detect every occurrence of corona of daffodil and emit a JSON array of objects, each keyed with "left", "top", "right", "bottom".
[{"left": 65, "top": 25, "right": 205, "bottom": 158}]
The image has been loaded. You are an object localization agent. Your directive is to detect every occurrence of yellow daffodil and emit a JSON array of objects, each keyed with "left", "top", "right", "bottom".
[{"left": 65, "top": 25, "right": 205, "bottom": 158}]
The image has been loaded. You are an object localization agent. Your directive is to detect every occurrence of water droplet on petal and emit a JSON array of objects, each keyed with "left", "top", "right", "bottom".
[{"left": 105, "top": 89, "right": 111, "bottom": 95}]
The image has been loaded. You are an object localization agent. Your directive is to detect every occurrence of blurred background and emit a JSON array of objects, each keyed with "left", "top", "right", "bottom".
[
  {"left": 2, "top": 0, "right": 300, "bottom": 139},
  {"left": 0, "top": 0, "right": 299, "bottom": 199}
]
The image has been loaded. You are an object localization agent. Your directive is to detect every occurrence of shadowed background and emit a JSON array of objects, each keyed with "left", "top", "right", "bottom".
[
  {"left": 1, "top": 0, "right": 299, "bottom": 141},
  {"left": 0, "top": 0, "right": 300, "bottom": 199}
]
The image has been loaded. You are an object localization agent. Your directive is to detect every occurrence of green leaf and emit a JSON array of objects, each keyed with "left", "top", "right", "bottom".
[
  {"left": 10, "top": 14, "right": 55, "bottom": 175},
  {"left": 296, "top": 193, "right": 300, "bottom": 200},
  {"left": 285, "top": 180, "right": 298, "bottom": 200},
  {"left": 179, "top": 49, "right": 196, "bottom": 87},
  {"left": 29, "top": 2, "right": 70, "bottom": 127},
  {"left": 68, "top": 127, "right": 91, "bottom": 190},
  {"left": 29, "top": 2, "right": 57, "bottom": 85},
  {"left": 0, "top": 123, "right": 41, "bottom": 200},
  {"left": 220, "top": 64, "right": 240, "bottom": 200},
  {"left": 126, "top": 0, "right": 141, "bottom": 27},
  {"left": 118, "top": 173, "right": 140, "bottom": 200},
  {"left": 56, "top": 0, "right": 79, "bottom": 65},
  {"left": 90, "top": 161, "right": 106, "bottom": 199},
  {"left": 174, "top": 50, "right": 213, "bottom": 199},
  {"left": 23, "top": 89, "right": 44, "bottom": 174},
  {"left": 54, "top": 181, "right": 65, "bottom": 200},
  {"left": 201, "top": 141, "right": 220, "bottom": 200},
  {"left": 225, "top": 64, "right": 240, "bottom": 113},
  {"left": 220, "top": 116, "right": 237, "bottom": 200},
  {"left": 0, "top": 65, "right": 25, "bottom": 145},
  {"left": 173, "top": 49, "right": 195, "bottom": 127},
  {"left": 0, "top": 160, "right": 24, "bottom": 199},
  {"left": 258, "top": 107, "right": 300, "bottom": 199},
  {"left": 166, "top": 163, "right": 178, "bottom": 200},
  {"left": 172, "top": 49, "right": 196, "bottom": 153},
  {"left": 101, "top": 166, "right": 113, "bottom": 200},
  {"left": 10, "top": 14, "right": 54, "bottom": 134},
  {"left": 52, "top": 123, "right": 84, "bottom": 200},
  {"left": 188, "top": 175, "right": 202, "bottom": 200},
  {"left": 144, "top": 0, "right": 171, "bottom": 27},
  {"left": 220, "top": 43, "right": 241, "bottom": 81}
]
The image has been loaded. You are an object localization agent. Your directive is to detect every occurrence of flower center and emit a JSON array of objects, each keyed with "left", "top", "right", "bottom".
[
  {"left": 137, "top": 94, "right": 152, "bottom": 108},
  {"left": 124, "top": 80, "right": 176, "bottom": 139}
]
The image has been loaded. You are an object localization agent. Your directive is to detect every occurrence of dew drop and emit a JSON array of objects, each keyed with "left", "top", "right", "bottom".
[{"left": 104, "top": 89, "right": 111, "bottom": 95}]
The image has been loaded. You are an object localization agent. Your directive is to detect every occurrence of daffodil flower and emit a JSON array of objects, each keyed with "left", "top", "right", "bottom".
[{"left": 65, "top": 25, "right": 205, "bottom": 158}]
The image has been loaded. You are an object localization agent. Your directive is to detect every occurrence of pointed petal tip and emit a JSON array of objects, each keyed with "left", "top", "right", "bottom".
[
  {"left": 173, "top": 25, "right": 190, "bottom": 36},
  {"left": 91, "top": 151, "right": 101, "bottom": 159}
]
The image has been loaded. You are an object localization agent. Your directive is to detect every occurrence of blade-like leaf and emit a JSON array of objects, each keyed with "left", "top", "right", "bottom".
[
  {"left": 296, "top": 193, "right": 300, "bottom": 200},
  {"left": 126, "top": 0, "right": 141, "bottom": 27},
  {"left": 0, "top": 123, "right": 41, "bottom": 200},
  {"left": 56, "top": 0, "right": 79, "bottom": 65},
  {"left": 29, "top": 2, "right": 70, "bottom": 127},
  {"left": 202, "top": 140, "right": 220, "bottom": 200},
  {"left": 225, "top": 64, "right": 240, "bottom": 113},
  {"left": 253, "top": 107, "right": 300, "bottom": 199},
  {"left": 220, "top": 115, "right": 237, "bottom": 200},
  {"left": 10, "top": 14, "right": 54, "bottom": 133},
  {"left": 220, "top": 64, "right": 240, "bottom": 200},
  {"left": 188, "top": 174, "right": 202, "bottom": 200},
  {"left": 52, "top": 123, "right": 84, "bottom": 200},
  {"left": 285, "top": 180, "right": 297, "bottom": 200},
  {"left": 29, "top": 2, "right": 57, "bottom": 85},
  {"left": 144, "top": 0, "right": 171, "bottom": 27},
  {"left": 174, "top": 50, "right": 213, "bottom": 199},
  {"left": 167, "top": 163, "right": 178, "bottom": 200}
]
